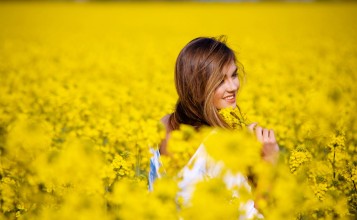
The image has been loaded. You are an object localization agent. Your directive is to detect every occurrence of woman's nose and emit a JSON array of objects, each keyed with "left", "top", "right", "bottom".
[{"left": 226, "top": 79, "right": 238, "bottom": 91}]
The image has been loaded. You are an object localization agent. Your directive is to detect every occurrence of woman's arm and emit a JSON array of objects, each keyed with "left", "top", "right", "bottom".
[{"left": 247, "top": 122, "right": 279, "bottom": 213}]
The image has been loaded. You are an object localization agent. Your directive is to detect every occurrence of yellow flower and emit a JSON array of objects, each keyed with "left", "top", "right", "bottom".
[
  {"left": 204, "top": 129, "right": 261, "bottom": 175},
  {"left": 218, "top": 107, "right": 248, "bottom": 130}
]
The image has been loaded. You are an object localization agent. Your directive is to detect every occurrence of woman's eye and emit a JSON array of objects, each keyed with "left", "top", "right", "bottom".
[{"left": 232, "top": 73, "right": 237, "bottom": 78}]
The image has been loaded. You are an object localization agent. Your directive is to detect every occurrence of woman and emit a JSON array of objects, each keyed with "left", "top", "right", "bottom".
[{"left": 149, "top": 36, "right": 279, "bottom": 218}]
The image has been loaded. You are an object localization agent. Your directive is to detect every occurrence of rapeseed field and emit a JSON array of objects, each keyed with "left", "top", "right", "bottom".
[{"left": 0, "top": 2, "right": 356, "bottom": 219}]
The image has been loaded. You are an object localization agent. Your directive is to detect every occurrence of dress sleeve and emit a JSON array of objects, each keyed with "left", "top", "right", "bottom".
[{"left": 148, "top": 148, "right": 162, "bottom": 191}]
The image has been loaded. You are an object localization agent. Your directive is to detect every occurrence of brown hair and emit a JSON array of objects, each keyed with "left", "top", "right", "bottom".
[{"left": 168, "top": 36, "right": 244, "bottom": 131}]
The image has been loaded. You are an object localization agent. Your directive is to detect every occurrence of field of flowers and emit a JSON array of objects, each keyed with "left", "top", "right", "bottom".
[{"left": 0, "top": 2, "right": 356, "bottom": 219}]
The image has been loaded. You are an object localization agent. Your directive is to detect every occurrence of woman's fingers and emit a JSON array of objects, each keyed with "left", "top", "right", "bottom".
[
  {"left": 269, "top": 129, "right": 276, "bottom": 142},
  {"left": 255, "top": 126, "right": 263, "bottom": 142},
  {"left": 249, "top": 123, "right": 279, "bottom": 153},
  {"left": 247, "top": 122, "right": 258, "bottom": 133},
  {"left": 263, "top": 128, "right": 269, "bottom": 142},
  {"left": 250, "top": 125, "right": 279, "bottom": 164}
]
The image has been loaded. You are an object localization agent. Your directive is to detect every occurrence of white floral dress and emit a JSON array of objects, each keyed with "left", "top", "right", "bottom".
[{"left": 148, "top": 143, "right": 263, "bottom": 219}]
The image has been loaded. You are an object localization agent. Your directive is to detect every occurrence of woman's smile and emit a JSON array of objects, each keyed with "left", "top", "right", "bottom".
[{"left": 223, "top": 94, "right": 236, "bottom": 104}]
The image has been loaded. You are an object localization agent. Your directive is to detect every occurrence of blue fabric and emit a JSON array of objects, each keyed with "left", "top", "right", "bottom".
[{"left": 148, "top": 148, "right": 162, "bottom": 191}]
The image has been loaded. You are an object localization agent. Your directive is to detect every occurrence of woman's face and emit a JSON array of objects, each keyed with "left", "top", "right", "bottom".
[{"left": 213, "top": 61, "right": 239, "bottom": 109}]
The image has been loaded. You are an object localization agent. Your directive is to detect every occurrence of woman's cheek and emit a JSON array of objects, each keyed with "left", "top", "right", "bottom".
[{"left": 213, "top": 86, "right": 224, "bottom": 109}]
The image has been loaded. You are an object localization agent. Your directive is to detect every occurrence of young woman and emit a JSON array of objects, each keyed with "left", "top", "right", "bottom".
[{"left": 149, "top": 36, "right": 279, "bottom": 218}]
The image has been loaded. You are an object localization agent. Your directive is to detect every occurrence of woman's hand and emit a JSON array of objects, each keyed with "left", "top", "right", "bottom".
[{"left": 248, "top": 122, "right": 279, "bottom": 164}]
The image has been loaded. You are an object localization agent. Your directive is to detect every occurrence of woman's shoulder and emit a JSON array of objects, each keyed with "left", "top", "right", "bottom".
[
  {"left": 159, "top": 114, "right": 172, "bottom": 155},
  {"left": 160, "top": 114, "right": 171, "bottom": 131}
]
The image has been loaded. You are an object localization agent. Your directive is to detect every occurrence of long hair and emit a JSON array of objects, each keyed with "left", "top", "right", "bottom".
[{"left": 168, "top": 36, "right": 245, "bottom": 131}]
